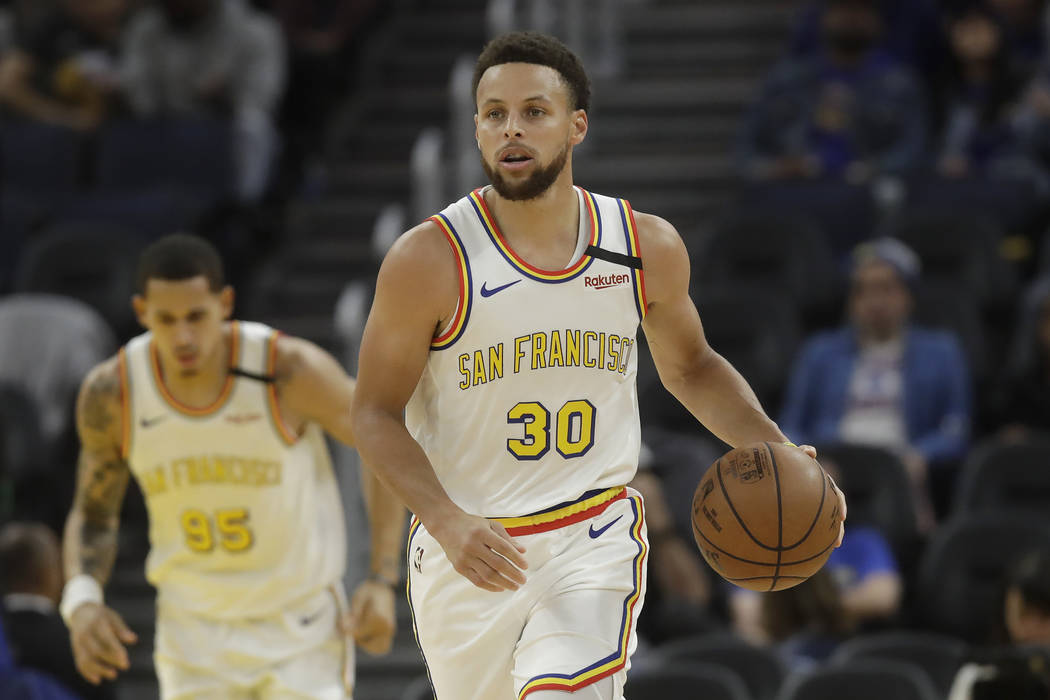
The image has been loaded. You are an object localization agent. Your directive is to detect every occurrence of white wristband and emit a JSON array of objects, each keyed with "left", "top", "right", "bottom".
[{"left": 59, "top": 574, "right": 104, "bottom": 625}]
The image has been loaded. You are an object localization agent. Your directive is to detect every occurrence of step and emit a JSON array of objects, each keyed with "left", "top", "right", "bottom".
[
  {"left": 393, "top": 10, "right": 486, "bottom": 46},
  {"left": 286, "top": 199, "right": 386, "bottom": 242},
  {"left": 622, "top": 4, "right": 795, "bottom": 39},
  {"left": 592, "top": 78, "right": 758, "bottom": 117},
  {"left": 325, "top": 161, "right": 412, "bottom": 200},
  {"left": 588, "top": 114, "right": 740, "bottom": 155}
]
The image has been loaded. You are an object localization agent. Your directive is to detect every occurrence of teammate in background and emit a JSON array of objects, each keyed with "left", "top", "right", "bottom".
[
  {"left": 351, "top": 32, "right": 847, "bottom": 700},
  {"left": 62, "top": 234, "right": 405, "bottom": 699}
]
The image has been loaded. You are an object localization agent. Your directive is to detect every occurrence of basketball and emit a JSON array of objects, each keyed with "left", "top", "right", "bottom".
[{"left": 691, "top": 442, "right": 840, "bottom": 592}]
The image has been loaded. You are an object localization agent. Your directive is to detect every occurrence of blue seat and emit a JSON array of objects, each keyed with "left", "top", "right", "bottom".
[{"left": 0, "top": 123, "right": 82, "bottom": 192}]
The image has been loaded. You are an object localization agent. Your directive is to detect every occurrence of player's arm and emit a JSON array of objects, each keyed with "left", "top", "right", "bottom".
[
  {"left": 62, "top": 358, "right": 138, "bottom": 684},
  {"left": 637, "top": 213, "right": 845, "bottom": 544},
  {"left": 274, "top": 338, "right": 405, "bottom": 652},
  {"left": 350, "top": 221, "right": 528, "bottom": 592}
]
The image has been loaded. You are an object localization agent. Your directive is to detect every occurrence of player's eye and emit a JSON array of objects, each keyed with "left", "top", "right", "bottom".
[
  {"left": 527, "top": 108, "right": 545, "bottom": 117},
  {"left": 487, "top": 109, "right": 503, "bottom": 120}
]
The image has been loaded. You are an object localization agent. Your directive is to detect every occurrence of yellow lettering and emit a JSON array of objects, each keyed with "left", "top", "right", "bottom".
[
  {"left": 607, "top": 335, "right": 622, "bottom": 371},
  {"left": 458, "top": 353, "right": 471, "bottom": 390},
  {"left": 514, "top": 335, "right": 529, "bottom": 374},
  {"left": 566, "top": 330, "right": 581, "bottom": 367},
  {"left": 599, "top": 333, "right": 607, "bottom": 370},
  {"left": 583, "top": 331, "right": 599, "bottom": 368},
  {"left": 531, "top": 332, "right": 547, "bottom": 370},
  {"left": 488, "top": 344, "right": 504, "bottom": 381},
  {"left": 619, "top": 339, "right": 634, "bottom": 374},
  {"left": 472, "top": 350, "right": 488, "bottom": 387},
  {"left": 549, "top": 330, "right": 564, "bottom": 367}
]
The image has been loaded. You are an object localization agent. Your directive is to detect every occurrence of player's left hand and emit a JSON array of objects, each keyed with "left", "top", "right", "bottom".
[
  {"left": 346, "top": 578, "right": 397, "bottom": 655},
  {"left": 796, "top": 444, "right": 846, "bottom": 548}
]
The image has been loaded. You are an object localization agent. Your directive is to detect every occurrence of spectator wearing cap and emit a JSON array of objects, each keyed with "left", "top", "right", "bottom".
[
  {"left": 737, "top": 0, "right": 927, "bottom": 183},
  {"left": 780, "top": 238, "right": 971, "bottom": 529}
]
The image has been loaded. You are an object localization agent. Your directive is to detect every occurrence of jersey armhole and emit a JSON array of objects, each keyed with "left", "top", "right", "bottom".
[
  {"left": 428, "top": 214, "right": 472, "bottom": 350},
  {"left": 619, "top": 199, "right": 648, "bottom": 321},
  {"left": 117, "top": 348, "right": 131, "bottom": 459},
  {"left": 265, "top": 330, "right": 300, "bottom": 446}
]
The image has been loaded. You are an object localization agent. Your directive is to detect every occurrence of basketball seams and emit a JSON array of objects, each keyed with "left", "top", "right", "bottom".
[
  {"left": 716, "top": 452, "right": 779, "bottom": 551},
  {"left": 766, "top": 442, "right": 784, "bottom": 592},
  {"left": 692, "top": 518, "right": 837, "bottom": 567},
  {"left": 780, "top": 460, "right": 828, "bottom": 550}
]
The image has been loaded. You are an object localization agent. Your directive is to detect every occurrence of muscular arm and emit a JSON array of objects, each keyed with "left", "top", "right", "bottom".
[
  {"left": 276, "top": 336, "right": 405, "bottom": 582},
  {"left": 637, "top": 212, "right": 787, "bottom": 447},
  {"left": 0, "top": 50, "right": 99, "bottom": 130},
  {"left": 63, "top": 358, "right": 131, "bottom": 585},
  {"left": 350, "top": 221, "right": 528, "bottom": 591}
]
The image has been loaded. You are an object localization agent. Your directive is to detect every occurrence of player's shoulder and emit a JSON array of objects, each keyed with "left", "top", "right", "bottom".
[
  {"left": 269, "top": 333, "right": 330, "bottom": 384},
  {"left": 80, "top": 354, "right": 122, "bottom": 397},
  {"left": 76, "top": 355, "right": 124, "bottom": 439},
  {"left": 631, "top": 210, "right": 685, "bottom": 259},
  {"left": 377, "top": 218, "right": 460, "bottom": 301}
]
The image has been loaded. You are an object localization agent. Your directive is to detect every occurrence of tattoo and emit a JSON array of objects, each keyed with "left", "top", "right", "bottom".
[
  {"left": 70, "top": 362, "right": 129, "bottom": 583},
  {"left": 81, "top": 367, "right": 120, "bottom": 434}
]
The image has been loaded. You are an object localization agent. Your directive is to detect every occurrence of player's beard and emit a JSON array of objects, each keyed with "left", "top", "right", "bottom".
[{"left": 482, "top": 142, "right": 569, "bottom": 202}]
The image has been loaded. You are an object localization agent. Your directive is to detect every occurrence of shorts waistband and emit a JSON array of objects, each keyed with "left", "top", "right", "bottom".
[{"left": 491, "top": 486, "right": 627, "bottom": 536}]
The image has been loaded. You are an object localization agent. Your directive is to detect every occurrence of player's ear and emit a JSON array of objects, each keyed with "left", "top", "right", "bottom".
[
  {"left": 131, "top": 294, "right": 148, "bottom": 329},
  {"left": 570, "top": 109, "right": 587, "bottom": 146},
  {"left": 219, "top": 286, "right": 235, "bottom": 320},
  {"left": 474, "top": 112, "right": 480, "bottom": 146}
]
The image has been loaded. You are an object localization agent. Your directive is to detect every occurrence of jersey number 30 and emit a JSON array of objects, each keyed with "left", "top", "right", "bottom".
[
  {"left": 181, "top": 508, "right": 254, "bottom": 553},
  {"left": 507, "top": 400, "right": 596, "bottom": 460}
]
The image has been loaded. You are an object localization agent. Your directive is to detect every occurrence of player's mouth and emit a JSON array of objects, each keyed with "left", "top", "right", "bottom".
[
  {"left": 175, "top": 351, "right": 198, "bottom": 367},
  {"left": 498, "top": 147, "right": 535, "bottom": 171}
]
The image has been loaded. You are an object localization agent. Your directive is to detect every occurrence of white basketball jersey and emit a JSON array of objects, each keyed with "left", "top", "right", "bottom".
[
  {"left": 406, "top": 186, "right": 647, "bottom": 517},
  {"left": 119, "top": 321, "right": 346, "bottom": 619}
]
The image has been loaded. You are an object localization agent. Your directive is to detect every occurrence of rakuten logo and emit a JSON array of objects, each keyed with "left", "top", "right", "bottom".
[{"left": 584, "top": 273, "right": 630, "bottom": 290}]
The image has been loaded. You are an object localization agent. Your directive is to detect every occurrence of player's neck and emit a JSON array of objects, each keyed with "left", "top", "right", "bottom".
[
  {"left": 486, "top": 177, "right": 580, "bottom": 264},
  {"left": 157, "top": 326, "right": 233, "bottom": 407}
]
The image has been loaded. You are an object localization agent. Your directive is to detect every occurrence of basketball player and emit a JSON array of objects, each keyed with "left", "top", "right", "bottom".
[
  {"left": 61, "top": 234, "right": 405, "bottom": 699},
  {"left": 351, "top": 32, "right": 847, "bottom": 700}
]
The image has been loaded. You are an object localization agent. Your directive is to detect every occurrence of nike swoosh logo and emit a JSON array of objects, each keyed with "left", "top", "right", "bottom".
[
  {"left": 480, "top": 280, "right": 521, "bottom": 297},
  {"left": 139, "top": 415, "right": 167, "bottom": 429},
  {"left": 300, "top": 608, "right": 326, "bottom": 626},
  {"left": 588, "top": 515, "right": 623, "bottom": 539}
]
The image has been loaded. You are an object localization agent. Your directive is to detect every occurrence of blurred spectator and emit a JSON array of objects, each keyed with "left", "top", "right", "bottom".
[
  {"left": 937, "top": 3, "right": 1039, "bottom": 184},
  {"left": 121, "top": 0, "right": 286, "bottom": 201},
  {"left": 993, "top": 277, "right": 1050, "bottom": 433},
  {"left": 738, "top": 0, "right": 927, "bottom": 183},
  {"left": 730, "top": 568, "right": 855, "bottom": 671},
  {"left": 790, "top": 0, "right": 948, "bottom": 88},
  {"left": 948, "top": 549, "right": 1050, "bottom": 700},
  {"left": 989, "top": 0, "right": 1046, "bottom": 77},
  {"left": 729, "top": 522, "right": 902, "bottom": 652},
  {"left": 0, "top": 522, "right": 114, "bottom": 699},
  {"left": 780, "top": 238, "right": 971, "bottom": 528},
  {"left": 0, "top": 0, "right": 127, "bottom": 130}
]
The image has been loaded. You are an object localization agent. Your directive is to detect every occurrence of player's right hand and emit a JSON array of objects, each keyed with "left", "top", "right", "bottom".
[
  {"left": 68, "top": 602, "right": 138, "bottom": 685},
  {"left": 430, "top": 513, "right": 528, "bottom": 592}
]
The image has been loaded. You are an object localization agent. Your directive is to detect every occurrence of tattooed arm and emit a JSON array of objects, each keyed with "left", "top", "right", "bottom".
[
  {"left": 64, "top": 357, "right": 130, "bottom": 584},
  {"left": 63, "top": 357, "right": 138, "bottom": 684}
]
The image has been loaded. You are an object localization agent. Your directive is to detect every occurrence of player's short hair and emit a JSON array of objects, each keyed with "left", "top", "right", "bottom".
[
  {"left": 136, "top": 233, "right": 225, "bottom": 294},
  {"left": 472, "top": 31, "right": 591, "bottom": 112}
]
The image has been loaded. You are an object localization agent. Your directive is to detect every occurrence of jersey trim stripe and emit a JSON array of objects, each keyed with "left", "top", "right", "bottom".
[
  {"left": 468, "top": 187, "right": 601, "bottom": 283},
  {"left": 517, "top": 495, "right": 648, "bottom": 698},
  {"left": 429, "top": 213, "right": 472, "bottom": 350},
  {"left": 148, "top": 321, "right": 241, "bottom": 417},
  {"left": 265, "top": 330, "right": 299, "bottom": 445},
  {"left": 493, "top": 486, "right": 625, "bottom": 536},
  {"left": 406, "top": 519, "right": 439, "bottom": 698},
  {"left": 618, "top": 200, "right": 647, "bottom": 321},
  {"left": 117, "top": 348, "right": 131, "bottom": 459}
]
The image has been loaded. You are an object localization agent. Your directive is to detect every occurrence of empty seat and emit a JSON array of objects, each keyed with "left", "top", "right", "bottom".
[
  {"left": 626, "top": 661, "right": 753, "bottom": 700},
  {"left": 12, "top": 223, "right": 143, "bottom": 337},
  {"left": 912, "top": 282, "right": 986, "bottom": 381},
  {"left": 694, "top": 285, "right": 801, "bottom": 410},
  {"left": 891, "top": 208, "right": 1012, "bottom": 307},
  {"left": 812, "top": 444, "right": 918, "bottom": 558},
  {"left": 954, "top": 436, "right": 1050, "bottom": 518},
  {"left": 830, "top": 631, "right": 968, "bottom": 697},
  {"left": 915, "top": 511, "right": 1050, "bottom": 642},
  {"left": 0, "top": 122, "right": 82, "bottom": 192},
  {"left": 658, "top": 634, "right": 786, "bottom": 700},
  {"left": 97, "top": 117, "right": 234, "bottom": 202},
  {"left": 776, "top": 658, "right": 939, "bottom": 700},
  {"left": 693, "top": 213, "right": 837, "bottom": 318}
]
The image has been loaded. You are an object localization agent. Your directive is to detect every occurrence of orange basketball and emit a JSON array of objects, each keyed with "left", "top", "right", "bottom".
[{"left": 691, "top": 442, "right": 840, "bottom": 592}]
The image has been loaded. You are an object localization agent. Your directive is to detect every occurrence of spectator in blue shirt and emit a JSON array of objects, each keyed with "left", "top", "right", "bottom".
[
  {"left": 780, "top": 238, "right": 971, "bottom": 528},
  {"left": 738, "top": 0, "right": 927, "bottom": 183}
]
